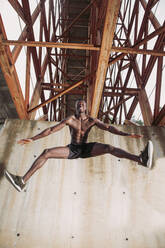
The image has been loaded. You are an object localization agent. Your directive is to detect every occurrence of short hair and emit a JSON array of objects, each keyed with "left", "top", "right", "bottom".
[{"left": 75, "top": 99, "right": 86, "bottom": 107}]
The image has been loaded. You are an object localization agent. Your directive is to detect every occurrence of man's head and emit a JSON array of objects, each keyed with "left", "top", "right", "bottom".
[{"left": 75, "top": 100, "right": 87, "bottom": 114}]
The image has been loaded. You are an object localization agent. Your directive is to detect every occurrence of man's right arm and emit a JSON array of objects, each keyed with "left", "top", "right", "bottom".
[{"left": 18, "top": 117, "right": 72, "bottom": 145}]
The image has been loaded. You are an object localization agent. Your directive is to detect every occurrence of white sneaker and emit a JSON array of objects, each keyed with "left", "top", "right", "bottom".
[{"left": 5, "top": 170, "right": 26, "bottom": 192}]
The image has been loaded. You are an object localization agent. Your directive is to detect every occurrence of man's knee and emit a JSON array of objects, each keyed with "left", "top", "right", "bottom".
[
  {"left": 105, "top": 144, "right": 115, "bottom": 153},
  {"left": 42, "top": 149, "right": 51, "bottom": 159}
]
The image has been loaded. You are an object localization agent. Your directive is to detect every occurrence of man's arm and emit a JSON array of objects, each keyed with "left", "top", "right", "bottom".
[
  {"left": 18, "top": 117, "right": 71, "bottom": 145},
  {"left": 95, "top": 119, "right": 142, "bottom": 138}
]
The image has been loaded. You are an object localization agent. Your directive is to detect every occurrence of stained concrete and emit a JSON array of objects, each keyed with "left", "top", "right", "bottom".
[{"left": 0, "top": 119, "right": 165, "bottom": 248}]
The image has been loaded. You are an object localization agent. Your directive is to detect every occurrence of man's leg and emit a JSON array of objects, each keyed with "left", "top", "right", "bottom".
[
  {"left": 90, "top": 143, "right": 141, "bottom": 163},
  {"left": 23, "top": 146, "right": 70, "bottom": 182},
  {"left": 5, "top": 146, "right": 70, "bottom": 191}
]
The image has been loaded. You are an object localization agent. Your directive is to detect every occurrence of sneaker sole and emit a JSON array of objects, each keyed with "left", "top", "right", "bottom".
[
  {"left": 5, "top": 170, "right": 21, "bottom": 192},
  {"left": 147, "top": 140, "right": 153, "bottom": 169}
]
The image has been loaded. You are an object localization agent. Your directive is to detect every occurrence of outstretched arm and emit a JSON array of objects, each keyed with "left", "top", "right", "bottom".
[
  {"left": 95, "top": 119, "right": 142, "bottom": 138},
  {"left": 18, "top": 117, "right": 71, "bottom": 145}
]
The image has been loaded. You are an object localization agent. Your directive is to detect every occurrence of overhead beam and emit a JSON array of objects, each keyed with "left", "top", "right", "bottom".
[
  {"left": 8, "top": 0, "right": 26, "bottom": 23},
  {"left": 3, "top": 40, "right": 100, "bottom": 51},
  {"left": 140, "top": 0, "right": 160, "bottom": 29},
  {"left": 3, "top": 39, "right": 165, "bottom": 56},
  {"left": 126, "top": 29, "right": 165, "bottom": 122},
  {"left": 111, "top": 47, "right": 165, "bottom": 57},
  {"left": 153, "top": 105, "right": 165, "bottom": 126},
  {"left": 57, "top": 0, "right": 96, "bottom": 41},
  {"left": 109, "top": 24, "right": 165, "bottom": 66},
  {"left": 90, "top": 0, "right": 121, "bottom": 117},
  {"left": 28, "top": 75, "right": 91, "bottom": 114},
  {"left": 102, "top": 96, "right": 133, "bottom": 117},
  {"left": 12, "top": 0, "right": 46, "bottom": 63}
]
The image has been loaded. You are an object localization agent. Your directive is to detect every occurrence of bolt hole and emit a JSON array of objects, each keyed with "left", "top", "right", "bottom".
[{"left": 17, "top": 233, "right": 20, "bottom": 237}]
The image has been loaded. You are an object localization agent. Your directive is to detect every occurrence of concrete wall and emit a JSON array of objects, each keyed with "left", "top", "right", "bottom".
[{"left": 0, "top": 119, "right": 165, "bottom": 248}]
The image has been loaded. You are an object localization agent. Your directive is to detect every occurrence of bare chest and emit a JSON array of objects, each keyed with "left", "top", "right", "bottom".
[{"left": 70, "top": 119, "right": 94, "bottom": 135}]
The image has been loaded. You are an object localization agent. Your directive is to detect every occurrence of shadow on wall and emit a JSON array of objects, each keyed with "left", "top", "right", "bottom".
[
  {"left": 0, "top": 124, "right": 4, "bottom": 130},
  {"left": 0, "top": 123, "right": 5, "bottom": 180},
  {"left": 0, "top": 163, "right": 5, "bottom": 180}
]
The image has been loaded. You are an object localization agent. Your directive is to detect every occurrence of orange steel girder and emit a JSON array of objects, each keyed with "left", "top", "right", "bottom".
[
  {"left": 0, "top": 16, "right": 28, "bottom": 119},
  {"left": 0, "top": 0, "right": 165, "bottom": 125}
]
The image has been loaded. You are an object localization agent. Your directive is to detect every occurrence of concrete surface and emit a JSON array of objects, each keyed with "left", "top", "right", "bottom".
[{"left": 0, "top": 119, "right": 165, "bottom": 248}]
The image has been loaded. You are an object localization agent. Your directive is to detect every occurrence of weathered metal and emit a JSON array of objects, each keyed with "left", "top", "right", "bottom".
[{"left": 0, "top": 0, "right": 164, "bottom": 125}]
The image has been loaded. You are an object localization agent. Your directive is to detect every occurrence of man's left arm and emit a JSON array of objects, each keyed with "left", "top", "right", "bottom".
[{"left": 95, "top": 119, "right": 142, "bottom": 138}]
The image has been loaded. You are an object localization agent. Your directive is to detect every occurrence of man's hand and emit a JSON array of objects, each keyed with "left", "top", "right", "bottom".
[
  {"left": 129, "top": 133, "right": 143, "bottom": 138},
  {"left": 17, "top": 138, "right": 33, "bottom": 145}
]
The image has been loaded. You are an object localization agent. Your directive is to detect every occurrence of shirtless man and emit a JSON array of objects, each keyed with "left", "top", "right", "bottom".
[{"left": 5, "top": 100, "right": 153, "bottom": 192}]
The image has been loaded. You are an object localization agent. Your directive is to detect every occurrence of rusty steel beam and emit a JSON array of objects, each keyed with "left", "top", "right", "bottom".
[
  {"left": 2, "top": 0, "right": 164, "bottom": 125},
  {"left": 57, "top": 0, "right": 96, "bottom": 41},
  {"left": 22, "top": 0, "right": 41, "bottom": 78},
  {"left": 0, "top": 17, "right": 28, "bottom": 119},
  {"left": 154, "top": 55, "right": 163, "bottom": 120},
  {"left": 42, "top": 88, "right": 85, "bottom": 95},
  {"left": 8, "top": 0, "right": 27, "bottom": 23},
  {"left": 111, "top": 46, "right": 165, "bottom": 57},
  {"left": 41, "top": 2, "right": 55, "bottom": 105},
  {"left": 22, "top": 0, "right": 49, "bottom": 118},
  {"left": 91, "top": 0, "right": 121, "bottom": 118},
  {"left": 102, "top": 96, "right": 132, "bottom": 117},
  {"left": 12, "top": 0, "right": 46, "bottom": 63},
  {"left": 112, "top": 1, "right": 163, "bottom": 125},
  {"left": 28, "top": 75, "right": 91, "bottom": 114},
  {"left": 25, "top": 47, "right": 31, "bottom": 109},
  {"left": 111, "top": 63, "right": 132, "bottom": 124},
  {"left": 126, "top": 30, "right": 165, "bottom": 121},
  {"left": 51, "top": 57, "right": 75, "bottom": 83},
  {"left": 104, "top": 92, "right": 137, "bottom": 97},
  {"left": 2, "top": 40, "right": 100, "bottom": 51},
  {"left": 140, "top": 0, "right": 160, "bottom": 29},
  {"left": 153, "top": 105, "right": 165, "bottom": 126},
  {"left": 109, "top": 24, "right": 165, "bottom": 66}
]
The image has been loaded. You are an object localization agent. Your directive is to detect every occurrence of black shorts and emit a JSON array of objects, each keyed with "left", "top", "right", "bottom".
[{"left": 67, "top": 142, "right": 96, "bottom": 159}]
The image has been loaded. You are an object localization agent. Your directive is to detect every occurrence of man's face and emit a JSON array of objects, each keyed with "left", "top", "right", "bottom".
[{"left": 76, "top": 100, "right": 87, "bottom": 114}]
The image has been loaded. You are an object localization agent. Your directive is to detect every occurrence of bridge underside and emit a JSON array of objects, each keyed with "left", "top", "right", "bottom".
[{"left": 0, "top": 0, "right": 165, "bottom": 126}]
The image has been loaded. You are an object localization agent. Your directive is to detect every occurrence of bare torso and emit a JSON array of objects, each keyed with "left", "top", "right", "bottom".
[{"left": 67, "top": 115, "right": 96, "bottom": 145}]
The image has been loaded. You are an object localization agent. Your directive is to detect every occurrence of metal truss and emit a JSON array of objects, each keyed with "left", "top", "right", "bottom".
[{"left": 0, "top": 0, "right": 164, "bottom": 125}]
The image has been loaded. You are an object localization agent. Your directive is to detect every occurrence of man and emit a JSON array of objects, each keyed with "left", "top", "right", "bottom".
[{"left": 5, "top": 100, "right": 153, "bottom": 192}]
